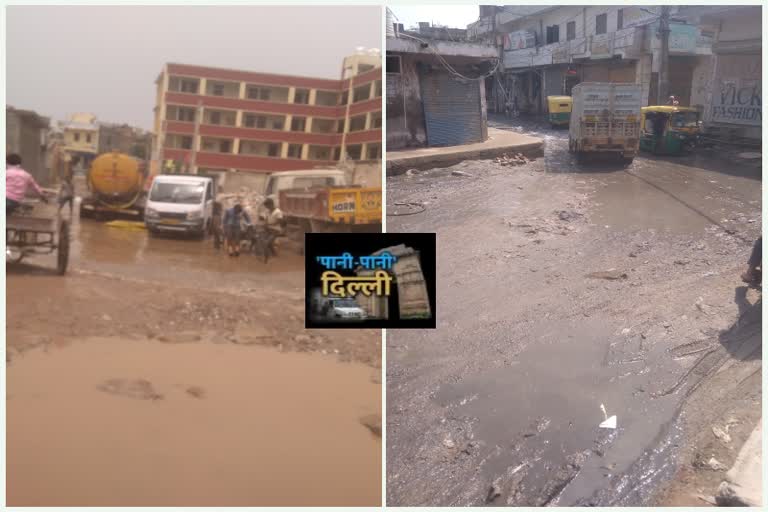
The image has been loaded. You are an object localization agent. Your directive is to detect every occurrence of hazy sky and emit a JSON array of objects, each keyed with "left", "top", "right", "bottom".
[
  {"left": 388, "top": 5, "right": 479, "bottom": 31},
  {"left": 6, "top": 6, "right": 381, "bottom": 130}
]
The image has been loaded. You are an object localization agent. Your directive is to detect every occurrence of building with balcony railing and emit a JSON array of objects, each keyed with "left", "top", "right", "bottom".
[
  {"left": 472, "top": 6, "right": 717, "bottom": 115},
  {"left": 152, "top": 53, "right": 382, "bottom": 179}
]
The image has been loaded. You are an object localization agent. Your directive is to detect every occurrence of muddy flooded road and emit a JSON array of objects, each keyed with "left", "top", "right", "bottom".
[
  {"left": 7, "top": 339, "right": 380, "bottom": 506},
  {"left": 7, "top": 212, "right": 382, "bottom": 506},
  {"left": 386, "top": 116, "right": 761, "bottom": 506}
]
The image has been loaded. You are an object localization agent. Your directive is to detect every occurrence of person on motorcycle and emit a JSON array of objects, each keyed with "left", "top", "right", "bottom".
[
  {"left": 222, "top": 202, "right": 251, "bottom": 257},
  {"left": 6, "top": 153, "right": 48, "bottom": 215},
  {"left": 262, "top": 198, "right": 285, "bottom": 257},
  {"left": 741, "top": 237, "right": 762, "bottom": 284}
]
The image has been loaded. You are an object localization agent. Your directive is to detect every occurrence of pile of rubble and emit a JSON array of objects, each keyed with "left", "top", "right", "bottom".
[
  {"left": 216, "top": 187, "right": 265, "bottom": 218},
  {"left": 494, "top": 152, "right": 531, "bottom": 167}
]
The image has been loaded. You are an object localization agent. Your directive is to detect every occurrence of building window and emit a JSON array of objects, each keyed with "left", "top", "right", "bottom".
[
  {"left": 366, "top": 143, "right": 381, "bottom": 160},
  {"left": 212, "top": 84, "right": 225, "bottom": 96},
  {"left": 596, "top": 13, "right": 607, "bottom": 35},
  {"left": 349, "top": 114, "right": 367, "bottom": 132},
  {"left": 74, "top": 133, "right": 80, "bottom": 142},
  {"left": 287, "top": 144, "right": 303, "bottom": 159},
  {"left": 353, "top": 84, "right": 372, "bottom": 103},
  {"left": 248, "top": 87, "right": 271, "bottom": 101},
  {"left": 106, "top": 136, "right": 112, "bottom": 146},
  {"left": 386, "top": 55, "right": 401, "bottom": 74},
  {"left": 358, "top": 63, "right": 375, "bottom": 74},
  {"left": 268, "top": 143, "right": 281, "bottom": 157},
  {"left": 178, "top": 107, "right": 195, "bottom": 122},
  {"left": 617, "top": 9, "right": 624, "bottom": 30},
  {"left": 315, "top": 90, "right": 340, "bottom": 106},
  {"left": 86, "top": 134, "right": 92, "bottom": 143},
  {"left": 375, "top": 80, "right": 382, "bottom": 97},
  {"left": 340, "top": 90, "right": 349, "bottom": 105},
  {"left": 345, "top": 144, "right": 362, "bottom": 160},
  {"left": 333, "top": 147, "right": 342, "bottom": 161},
  {"left": 180, "top": 79, "right": 198, "bottom": 93},
  {"left": 546, "top": 25, "right": 559, "bottom": 44},
  {"left": 210, "top": 111, "right": 221, "bottom": 125},
  {"left": 180, "top": 136, "right": 193, "bottom": 150},
  {"left": 291, "top": 117, "right": 306, "bottom": 132},
  {"left": 371, "top": 111, "right": 382, "bottom": 129},
  {"left": 294, "top": 89, "right": 310, "bottom": 104},
  {"left": 308, "top": 145, "right": 331, "bottom": 160},
  {"left": 567, "top": 21, "right": 576, "bottom": 41}
]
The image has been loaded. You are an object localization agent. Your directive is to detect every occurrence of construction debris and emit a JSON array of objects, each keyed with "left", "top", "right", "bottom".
[{"left": 494, "top": 152, "right": 530, "bottom": 167}]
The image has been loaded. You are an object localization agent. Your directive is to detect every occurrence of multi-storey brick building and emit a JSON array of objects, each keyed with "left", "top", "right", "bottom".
[{"left": 153, "top": 54, "right": 382, "bottom": 178}]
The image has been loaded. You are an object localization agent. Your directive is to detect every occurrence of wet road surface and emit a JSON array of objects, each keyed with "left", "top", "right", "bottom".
[
  {"left": 7, "top": 338, "right": 380, "bottom": 506},
  {"left": 386, "top": 115, "right": 761, "bottom": 506},
  {"left": 7, "top": 203, "right": 383, "bottom": 505}
]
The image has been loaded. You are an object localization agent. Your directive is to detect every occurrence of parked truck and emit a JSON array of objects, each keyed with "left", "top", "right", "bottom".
[
  {"left": 259, "top": 169, "right": 381, "bottom": 252},
  {"left": 80, "top": 152, "right": 148, "bottom": 218},
  {"left": 568, "top": 82, "right": 642, "bottom": 163}
]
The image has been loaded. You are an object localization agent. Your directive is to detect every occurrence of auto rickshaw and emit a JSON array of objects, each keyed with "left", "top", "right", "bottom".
[
  {"left": 640, "top": 106, "right": 702, "bottom": 155},
  {"left": 547, "top": 96, "right": 572, "bottom": 128}
]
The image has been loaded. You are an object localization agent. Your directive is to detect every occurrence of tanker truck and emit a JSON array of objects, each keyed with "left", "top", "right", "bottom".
[{"left": 80, "top": 152, "right": 148, "bottom": 219}]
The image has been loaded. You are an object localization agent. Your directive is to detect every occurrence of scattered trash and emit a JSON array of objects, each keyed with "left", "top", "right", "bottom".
[
  {"left": 486, "top": 479, "right": 502, "bottom": 503},
  {"left": 712, "top": 425, "right": 732, "bottom": 444},
  {"left": 443, "top": 438, "right": 456, "bottom": 449},
  {"left": 599, "top": 404, "right": 617, "bottom": 429},
  {"left": 586, "top": 270, "right": 628, "bottom": 280},
  {"left": 736, "top": 152, "right": 761, "bottom": 160},
  {"left": 556, "top": 210, "right": 583, "bottom": 222},
  {"left": 695, "top": 297, "right": 714, "bottom": 316},
  {"left": 695, "top": 493, "right": 718, "bottom": 505},
  {"left": 494, "top": 152, "right": 530, "bottom": 167},
  {"left": 451, "top": 170, "right": 472, "bottom": 177},
  {"left": 707, "top": 457, "right": 728, "bottom": 471},
  {"left": 405, "top": 168, "right": 419, "bottom": 176}
]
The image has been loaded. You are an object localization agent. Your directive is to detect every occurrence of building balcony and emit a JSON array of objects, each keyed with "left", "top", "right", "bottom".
[
  {"left": 164, "top": 91, "right": 347, "bottom": 118},
  {"left": 503, "top": 27, "right": 644, "bottom": 69}
]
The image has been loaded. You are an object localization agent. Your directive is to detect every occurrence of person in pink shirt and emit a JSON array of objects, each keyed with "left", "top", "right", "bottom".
[{"left": 6, "top": 153, "right": 48, "bottom": 215}]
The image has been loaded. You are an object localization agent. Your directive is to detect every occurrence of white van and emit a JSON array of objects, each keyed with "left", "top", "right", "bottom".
[{"left": 144, "top": 175, "right": 214, "bottom": 236}]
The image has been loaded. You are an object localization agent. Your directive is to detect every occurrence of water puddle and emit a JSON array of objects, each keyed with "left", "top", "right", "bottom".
[
  {"left": 7, "top": 338, "right": 381, "bottom": 506},
  {"left": 433, "top": 318, "right": 682, "bottom": 506}
]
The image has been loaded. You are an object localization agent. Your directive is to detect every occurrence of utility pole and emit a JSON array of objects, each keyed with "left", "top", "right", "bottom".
[
  {"left": 658, "top": 6, "right": 670, "bottom": 104},
  {"left": 491, "top": 6, "right": 501, "bottom": 113}
]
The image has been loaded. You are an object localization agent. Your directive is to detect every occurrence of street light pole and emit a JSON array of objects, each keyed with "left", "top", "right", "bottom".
[{"left": 658, "top": 6, "right": 671, "bottom": 103}]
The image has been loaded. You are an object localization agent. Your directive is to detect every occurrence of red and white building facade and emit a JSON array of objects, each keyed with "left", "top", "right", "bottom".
[{"left": 153, "top": 55, "right": 382, "bottom": 175}]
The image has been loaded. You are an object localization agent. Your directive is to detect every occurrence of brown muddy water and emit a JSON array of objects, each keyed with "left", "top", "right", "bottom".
[{"left": 7, "top": 338, "right": 381, "bottom": 506}]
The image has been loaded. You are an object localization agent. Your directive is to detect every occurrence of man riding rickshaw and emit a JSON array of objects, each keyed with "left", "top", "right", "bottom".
[{"left": 639, "top": 105, "right": 702, "bottom": 155}]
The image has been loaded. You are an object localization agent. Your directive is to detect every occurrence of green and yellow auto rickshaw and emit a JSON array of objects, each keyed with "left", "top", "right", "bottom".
[
  {"left": 547, "top": 96, "right": 572, "bottom": 128},
  {"left": 640, "top": 106, "right": 702, "bottom": 155}
]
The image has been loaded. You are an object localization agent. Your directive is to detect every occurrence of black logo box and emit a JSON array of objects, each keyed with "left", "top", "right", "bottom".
[{"left": 304, "top": 233, "right": 436, "bottom": 329}]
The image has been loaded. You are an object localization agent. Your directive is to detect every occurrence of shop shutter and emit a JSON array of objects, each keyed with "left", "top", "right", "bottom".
[{"left": 420, "top": 71, "right": 483, "bottom": 146}]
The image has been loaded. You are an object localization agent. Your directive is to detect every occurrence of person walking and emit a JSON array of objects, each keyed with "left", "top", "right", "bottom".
[{"left": 222, "top": 203, "right": 251, "bottom": 257}]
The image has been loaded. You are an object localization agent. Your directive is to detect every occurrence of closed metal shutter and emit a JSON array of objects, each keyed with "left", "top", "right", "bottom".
[
  {"left": 420, "top": 71, "right": 482, "bottom": 146},
  {"left": 544, "top": 67, "right": 564, "bottom": 99}
]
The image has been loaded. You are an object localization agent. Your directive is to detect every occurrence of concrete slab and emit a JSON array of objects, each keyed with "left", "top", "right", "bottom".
[
  {"left": 716, "top": 419, "right": 762, "bottom": 507},
  {"left": 386, "top": 128, "right": 544, "bottom": 175}
]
